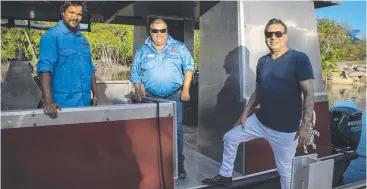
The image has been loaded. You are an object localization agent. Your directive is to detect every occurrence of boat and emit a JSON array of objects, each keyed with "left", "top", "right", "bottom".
[{"left": 1, "top": 1, "right": 365, "bottom": 189}]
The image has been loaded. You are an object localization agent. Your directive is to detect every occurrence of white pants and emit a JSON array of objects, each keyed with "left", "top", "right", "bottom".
[{"left": 219, "top": 114, "right": 298, "bottom": 189}]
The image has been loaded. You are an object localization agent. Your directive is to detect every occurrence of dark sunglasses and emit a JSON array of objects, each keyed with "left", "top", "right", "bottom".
[
  {"left": 151, "top": 29, "right": 167, "bottom": 33},
  {"left": 265, "top": 31, "right": 285, "bottom": 38}
]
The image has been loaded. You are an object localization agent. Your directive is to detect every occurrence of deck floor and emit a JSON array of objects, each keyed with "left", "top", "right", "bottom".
[{"left": 174, "top": 126, "right": 243, "bottom": 189}]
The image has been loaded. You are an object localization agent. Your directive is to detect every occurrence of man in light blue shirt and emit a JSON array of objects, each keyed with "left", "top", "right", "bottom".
[
  {"left": 130, "top": 18, "right": 195, "bottom": 179},
  {"left": 37, "top": 1, "right": 98, "bottom": 119}
]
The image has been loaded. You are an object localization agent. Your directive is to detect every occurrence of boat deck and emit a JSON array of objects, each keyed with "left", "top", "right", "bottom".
[{"left": 175, "top": 126, "right": 243, "bottom": 189}]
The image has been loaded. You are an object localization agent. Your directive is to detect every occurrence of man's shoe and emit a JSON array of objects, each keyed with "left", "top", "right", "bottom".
[
  {"left": 202, "top": 174, "right": 232, "bottom": 186},
  {"left": 178, "top": 163, "right": 187, "bottom": 179}
]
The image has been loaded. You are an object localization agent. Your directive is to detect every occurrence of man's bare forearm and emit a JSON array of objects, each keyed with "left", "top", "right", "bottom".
[
  {"left": 243, "top": 83, "right": 260, "bottom": 117},
  {"left": 39, "top": 72, "right": 53, "bottom": 104},
  {"left": 299, "top": 79, "right": 315, "bottom": 129},
  {"left": 91, "top": 72, "right": 98, "bottom": 97},
  {"left": 183, "top": 71, "right": 193, "bottom": 91}
]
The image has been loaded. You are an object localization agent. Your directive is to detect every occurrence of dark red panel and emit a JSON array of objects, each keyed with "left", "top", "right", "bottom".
[
  {"left": 243, "top": 138, "right": 275, "bottom": 175},
  {"left": 244, "top": 101, "right": 332, "bottom": 175},
  {"left": 2, "top": 117, "right": 174, "bottom": 189}
]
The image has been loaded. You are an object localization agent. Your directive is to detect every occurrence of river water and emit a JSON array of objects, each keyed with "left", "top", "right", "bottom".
[{"left": 325, "top": 84, "right": 366, "bottom": 184}]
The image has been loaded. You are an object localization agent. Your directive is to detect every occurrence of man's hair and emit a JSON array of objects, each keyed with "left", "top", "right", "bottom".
[
  {"left": 60, "top": 1, "right": 87, "bottom": 14},
  {"left": 150, "top": 18, "right": 167, "bottom": 29},
  {"left": 264, "top": 18, "right": 287, "bottom": 33}
]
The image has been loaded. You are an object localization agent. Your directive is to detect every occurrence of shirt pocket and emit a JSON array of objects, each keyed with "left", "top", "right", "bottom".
[
  {"left": 80, "top": 46, "right": 92, "bottom": 69},
  {"left": 58, "top": 48, "right": 76, "bottom": 66},
  {"left": 141, "top": 56, "right": 156, "bottom": 70},
  {"left": 165, "top": 54, "right": 182, "bottom": 74}
]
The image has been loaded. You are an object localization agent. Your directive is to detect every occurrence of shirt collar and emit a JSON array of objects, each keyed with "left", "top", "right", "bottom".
[{"left": 57, "top": 20, "right": 81, "bottom": 36}]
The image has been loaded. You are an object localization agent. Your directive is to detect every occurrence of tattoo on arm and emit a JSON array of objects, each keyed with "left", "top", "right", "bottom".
[
  {"left": 245, "top": 83, "right": 260, "bottom": 116},
  {"left": 299, "top": 79, "right": 315, "bottom": 129}
]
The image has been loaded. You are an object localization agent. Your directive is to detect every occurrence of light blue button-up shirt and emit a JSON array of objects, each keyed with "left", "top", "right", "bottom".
[
  {"left": 130, "top": 35, "right": 195, "bottom": 96},
  {"left": 37, "top": 20, "right": 96, "bottom": 108}
]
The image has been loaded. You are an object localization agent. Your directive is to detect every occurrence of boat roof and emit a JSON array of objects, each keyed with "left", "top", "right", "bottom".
[{"left": 1, "top": 1, "right": 340, "bottom": 30}]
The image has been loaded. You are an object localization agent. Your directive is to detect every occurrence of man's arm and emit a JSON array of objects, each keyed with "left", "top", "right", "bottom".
[
  {"left": 37, "top": 34, "right": 56, "bottom": 103},
  {"left": 91, "top": 72, "right": 98, "bottom": 105},
  {"left": 179, "top": 44, "right": 195, "bottom": 101},
  {"left": 130, "top": 48, "right": 144, "bottom": 101},
  {"left": 299, "top": 79, "right": 315, "bottom": 129},
  {"left": 296, "top": 79, "right": 315, "bottom": 146},
  {"left": 294, "top": 52, "right": 315, "bottom": 145},
  {"left": 40, "top": 72, "right": 53, "bottom": 105},
  {"left": 244, "top": 83, "right": 260, "bottom": 116},
  {"left": 181, "top": 71, "right": 193, "bottom": 100},
  {"left": 236, "top": 83, "right": 260, "bottom": 125},
  {"left": 37, "top": 33, "right": 61, "bottom": 118}
]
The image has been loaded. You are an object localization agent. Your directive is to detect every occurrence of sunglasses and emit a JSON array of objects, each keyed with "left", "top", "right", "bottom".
[
  {"left": 265, "top": 31, "right": 285, "bottom": 38},
  {"left": 151, "top": 29, "right": 167, "bottom": 33}
]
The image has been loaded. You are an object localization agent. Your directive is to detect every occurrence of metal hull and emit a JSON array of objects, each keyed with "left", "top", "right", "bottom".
[
  {"left": 1, "top": 103, "right": 177, "bottom": 189},
  {"left": 1, "top": 118, "right": 358, "bottom": 189}
]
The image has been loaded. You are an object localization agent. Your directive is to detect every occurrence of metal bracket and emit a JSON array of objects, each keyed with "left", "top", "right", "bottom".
[{"left": 291, "top": 153, "right": 334, "bottom": 189}]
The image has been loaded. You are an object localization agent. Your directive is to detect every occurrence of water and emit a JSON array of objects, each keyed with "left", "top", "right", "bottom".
[
  {"left": 325, "top": 84, "right": 366, "bottom": 184},
  {"left": 95, "top": 69, "right": 130, "bottom": 81}
]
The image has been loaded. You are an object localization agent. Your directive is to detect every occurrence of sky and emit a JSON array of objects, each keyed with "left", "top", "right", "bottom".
[{"left": 315, "top": 1, "right": 366, "bottom": 39}]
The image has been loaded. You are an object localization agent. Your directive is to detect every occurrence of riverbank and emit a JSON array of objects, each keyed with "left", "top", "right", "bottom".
[{"left": 326, "top": 60, "right": 366, "bottom": 86}]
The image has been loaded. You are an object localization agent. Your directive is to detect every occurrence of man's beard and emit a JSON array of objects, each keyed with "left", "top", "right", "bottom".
[
  {"left": 63, "top": 19, "right": 79, "bottom": 31},
  {"left": 68, "top": 20, "right": 79, "bottom": 28}
]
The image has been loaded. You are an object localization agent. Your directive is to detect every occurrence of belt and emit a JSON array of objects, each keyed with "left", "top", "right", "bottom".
[{"left": 147, "top": 86, "right": 183, "bottom": 99}]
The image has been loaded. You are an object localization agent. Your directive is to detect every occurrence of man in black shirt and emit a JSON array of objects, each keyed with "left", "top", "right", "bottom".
[{"left": 202, "top": 18, "right": 315, "bottom": 189}]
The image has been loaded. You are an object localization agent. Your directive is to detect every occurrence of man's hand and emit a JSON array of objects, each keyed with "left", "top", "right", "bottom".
[
  {"left": 134, "top": 88, "right": 145, "bottom": 102},
  {"left": 181, "top": 89, "right": 190, "bottom": 101},
  {"left": 92, "top": 95, "right": 99, "bottom": 106},
  {"left": 295, "top": 125, "right": 311, "bottom": 146},
  {"left": 43, "top": 103, "right": 62, "bottom": 119},
  {"left": 40, "top": 72, "right": 61, "bottom": 119},
  {"left": 235, "top": 113, "right": 247, "bottom": 128}
]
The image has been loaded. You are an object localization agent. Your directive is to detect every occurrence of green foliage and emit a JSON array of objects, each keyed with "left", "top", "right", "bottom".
[
  {"left": 1, "top": 28, "right": 44, "bottom": 65},
  {"left": 343, "top": 40, "right": 366, "bottom": 61},
  {"left": 83, "top": 23, "right": 133, "bottom": 65},
  {"left": 317, "top": 18, "right": 351, "bottom": 77},
  {"left": 1, "top": 21, "right": 133, "bottom": 66},
  {"left": 317, "top": 18, "right": 366, "bottom": 78},
  {"left": 194, "top": 30, "right": 200, "bottom": 69}
]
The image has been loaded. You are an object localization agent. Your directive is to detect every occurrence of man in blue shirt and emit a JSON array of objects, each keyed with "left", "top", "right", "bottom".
[
  {"left": 130, "top": 18, "right": 195, "bottom": 178},
  {"left": 37, "top": 1, "right": 98, "bottom": 119},
  {"left": 203, "top": 18, "right": 315, "bottom": 189}
]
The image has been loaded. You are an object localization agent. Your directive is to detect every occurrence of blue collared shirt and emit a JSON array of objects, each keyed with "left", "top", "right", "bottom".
[
  {"left": 130, "top": 35, "right": 195, "bottom": 96},
  {"left": 36, "top": 20, "right": 96, "bottom": 108}
]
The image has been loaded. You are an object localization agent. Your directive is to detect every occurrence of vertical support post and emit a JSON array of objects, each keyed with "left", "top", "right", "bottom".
[{"left": 184, "top": 19, "right": 194, "bottom": 56}]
